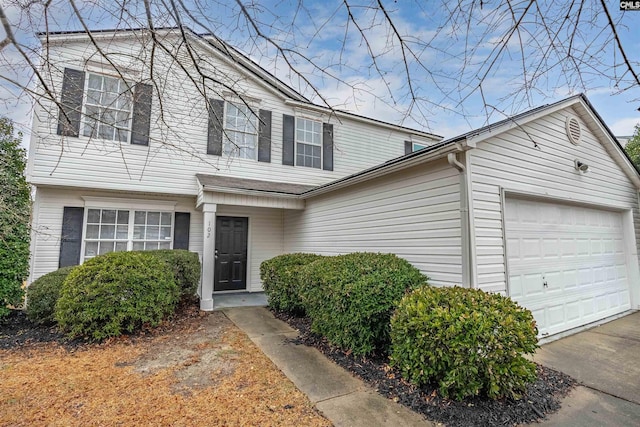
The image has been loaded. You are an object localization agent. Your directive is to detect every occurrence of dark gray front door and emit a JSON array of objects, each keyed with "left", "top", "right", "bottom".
[{"left": 214, "top": 216, "right": 248, "bottom": 291}]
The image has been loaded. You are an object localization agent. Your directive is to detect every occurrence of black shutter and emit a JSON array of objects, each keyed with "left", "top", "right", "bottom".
[
  {"left": 56, "top": 68, "right": 85, "bottom": 137},
  {"left": 322, "top": 123, "right": 334, "bottom": 171},
  {"left": 59, "top": 207, "right": 84, "bottom": 268},
  {"left": 173, "top": 212, "right": 190, "bottom": 250},
  {"left": 258, "top": 109, "right": 272, "bottom": 163},
  {"left": 207, "top": 99, "right": 224, "bottom": 156},
  {"left": 282, "top": 114, "right": 295, "bottom": 166},
  {"left": 131, "top": 82, "right": 153, "bottom": 145},
  {"left": 405, "top": 140, "right": 412, "bottom": 155}
]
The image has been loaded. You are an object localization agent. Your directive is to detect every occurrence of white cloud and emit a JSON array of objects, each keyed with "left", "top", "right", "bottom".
[{"left": 609, "top": 117, "right": 639, "bottom": 137}]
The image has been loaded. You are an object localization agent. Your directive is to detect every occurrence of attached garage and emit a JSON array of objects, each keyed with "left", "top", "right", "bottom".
[
  {"left": 505, "top": 197, "right": 632, "bottom": 337},
  {"left": 285, "top": 94, "right": 640, "bottom": 341}
]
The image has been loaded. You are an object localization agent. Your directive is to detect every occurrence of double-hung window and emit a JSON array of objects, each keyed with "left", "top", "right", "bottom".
[
  {"left": 83, "top": 208, "right": 172, "bottom": 261},
  {"left": 296, "top": 117, "right": 322, "bottom": 169},
  {"left": 223, "top": 102, "right": 258, "bottom": 159},
  {"left": 83, "top": 73, "right": 133, "bottom": 142}
]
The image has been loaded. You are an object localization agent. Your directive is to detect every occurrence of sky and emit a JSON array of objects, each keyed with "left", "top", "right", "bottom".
[{"left": 1, "top": 0, "right": 639, "bottom": 148}]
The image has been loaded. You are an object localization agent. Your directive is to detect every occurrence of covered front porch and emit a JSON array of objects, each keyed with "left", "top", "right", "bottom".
[{"left": 195, "top": 174, "right": 315, "bottom": 310}]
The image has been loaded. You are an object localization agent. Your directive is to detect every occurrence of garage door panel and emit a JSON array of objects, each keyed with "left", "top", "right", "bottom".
[{"left": 506, "top": 197, "right": 631, "bottom": 337}]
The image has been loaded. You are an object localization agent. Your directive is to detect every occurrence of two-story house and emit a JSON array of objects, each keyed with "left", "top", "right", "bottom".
[
  {"left": 26, "top": 28, "right": 440, "bottom": 311},
  {"left": 27, "top": 27, "right": 640, "bottom": 339}
]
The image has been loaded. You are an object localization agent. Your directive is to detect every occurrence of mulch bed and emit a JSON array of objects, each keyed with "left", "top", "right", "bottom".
[{"left": 273, "top": 310, "right": 576, "bottom": 427}]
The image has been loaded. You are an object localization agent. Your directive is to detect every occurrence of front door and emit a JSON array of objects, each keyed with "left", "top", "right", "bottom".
[{"left": 214, "top": 216, "right": 248, "bottom": 291}]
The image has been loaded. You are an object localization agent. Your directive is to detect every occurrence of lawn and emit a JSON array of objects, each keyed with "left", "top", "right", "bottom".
[{"left": 0, "top": 306, "right": 330, "bottom": 426}]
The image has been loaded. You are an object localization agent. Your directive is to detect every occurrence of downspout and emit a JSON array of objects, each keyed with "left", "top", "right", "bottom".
[{"left": 447, "top": 152, "right": 473, "bottom": 288}]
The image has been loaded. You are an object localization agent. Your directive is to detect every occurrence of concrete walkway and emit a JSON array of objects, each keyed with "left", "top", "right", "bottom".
[
  {"left": 223, "top": 306, "right": 432, "bottom": 427},
  {"left": 531, "top": 312, "right": 640, "bottom": 426}
]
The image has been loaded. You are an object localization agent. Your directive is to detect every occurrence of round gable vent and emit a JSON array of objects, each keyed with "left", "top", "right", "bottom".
[{"left": 566, "top": 115, "right": 581, "bottom": 145}]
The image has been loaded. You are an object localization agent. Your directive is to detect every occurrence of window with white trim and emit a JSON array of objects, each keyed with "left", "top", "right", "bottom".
[
  {"left": 296, "top": 117, "right": 322, "bottom": 168},
  {"left": 82, "top": 73, "right": 133, "bottom": 142},
  {"left": 223, "top": 102, "right": 258, "bottom": 159},
  {"left": 83, "top": 208, "right": 172, "bottom": 260}
]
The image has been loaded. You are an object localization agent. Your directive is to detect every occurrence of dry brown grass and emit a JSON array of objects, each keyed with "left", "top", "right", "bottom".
[{"left": 0, "top": 310, "right": 331, "bottom": 427}]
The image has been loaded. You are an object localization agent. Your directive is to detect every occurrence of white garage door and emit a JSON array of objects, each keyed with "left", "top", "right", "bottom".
[{"left": 505, "top": 197, "right": 631, "bottom": 337}]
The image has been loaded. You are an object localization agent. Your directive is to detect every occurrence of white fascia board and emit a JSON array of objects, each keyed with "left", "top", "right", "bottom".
[
  {"left": 200, "top": 185, "right": 303, "bottom": 200},
  {"left": 284, "top": 100, "right": 442, "bottom": 141}
]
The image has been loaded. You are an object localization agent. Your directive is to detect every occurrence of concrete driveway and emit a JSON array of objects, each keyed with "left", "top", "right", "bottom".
[{"left": 532, "top": 312, "right": 640, "bottom": 426}]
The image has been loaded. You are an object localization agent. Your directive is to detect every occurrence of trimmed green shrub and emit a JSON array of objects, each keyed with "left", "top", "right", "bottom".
[
  {"left": 300, "top": 252, "right": 427, "bottom": 356},
  {"left": 260, "top": 253, "right": 325, "bottom": 314},
  {"left": 26, "top": 266, "right": 76, "bottom": 325},
  {"left": 55, "top": 251, "right": 180, "bottom": 341},
  {"left": 390, "top": 286, "right": 538, "bottom": 400},
  {"left": 145, "top": 250, "right": 201, "bottom": 301}
]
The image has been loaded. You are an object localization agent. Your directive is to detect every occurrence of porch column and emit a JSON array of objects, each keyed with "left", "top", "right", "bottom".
[{"left": 200, "top": 203, "right": 217, "bottom": 311}]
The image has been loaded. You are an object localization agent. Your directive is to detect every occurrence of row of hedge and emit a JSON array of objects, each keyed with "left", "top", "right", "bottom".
[
  {"left": 260, "top": 252, "right": 538, "bottom": 400},
  {"left": 26, "top": 249, "right": 200, "bottom": 341}
]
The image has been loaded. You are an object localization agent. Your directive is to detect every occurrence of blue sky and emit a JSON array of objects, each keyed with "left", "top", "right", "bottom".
[{"left": 1, "top": 0, "right": 639, "bottom": 146}]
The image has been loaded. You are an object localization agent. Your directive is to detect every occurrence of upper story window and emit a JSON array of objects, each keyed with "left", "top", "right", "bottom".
[
  {"left": 296, "top": 117, "right": 322, "bottom": 169},
  {"left": 82, "top": 73, "right": 133, "bottom": 142},
  {"left": 413, "top": 142, "right": 428, "bottom": 152},
  {"left": 223, "top": 102, "right": 258, "bottom": 160}
]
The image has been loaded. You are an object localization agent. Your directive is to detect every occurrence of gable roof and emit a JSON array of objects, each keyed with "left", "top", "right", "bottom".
[
  {"left": 39, "top": 27, "right": 442, "bottom": 141},
  {"left": 303, "top": 94, "right": 640, "bottom": 197}
]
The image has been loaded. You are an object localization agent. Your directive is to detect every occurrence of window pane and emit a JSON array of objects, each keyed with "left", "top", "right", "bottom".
[
  {"left": 84, "top": 241, "right": 98, "bottom": 257},
  {"left": 115, "top": 242, "right": 128, "bottom": 252},
  {"left": 146, "top": 226, "right": 159, "bottom": 240},
  {"left": 88, "top": 74, "right": 102, "bottom": 90},
  {"left": 159, "top": 242, "right": 171, "bottom": 250},
  {"left": 98, "top": 123, "right": 114, "bottom": 140},
  {"left": 134, "top": 211, "right": 146, "bottom": 225},
  {"left": 86, "top": 89, "right": 101, "bottom": 105},
  {"left": 133, "top": 226, "right": 145, "bottom": 239},
  {"left": 313, "top": 156, "right": 321, "bottom": 169},
  {"left": 87, "top": 209, "right": 101, "bottom": 223},
  {"left": 98, "top": 241, "right": 114, "bottom": 255},
  {"left": 100, "top": 225, "right": 115, "bottom": 239},
  {"left": 133, "top": 241, "right": 145, "bottom": 251},
  {"left": 86, "top": 224, "right": 99, "bottom": 239},
  {"left": 160, "top": 226, "right": 171, "bottom": 239},
  {"left": 117, "top": 210, "right": 129, "bottom": 224},
  {"left": 161, "top": 212, "right": 172, "bottom": 225},
  {"left": 116, "top": 225, "right": 128, "bottom": 239},
  {"left": 147, "top": 212, "right": 160, "bottom": 225},
  {"left": 101, "top": 210, "right": 116, "bottom": 224}
]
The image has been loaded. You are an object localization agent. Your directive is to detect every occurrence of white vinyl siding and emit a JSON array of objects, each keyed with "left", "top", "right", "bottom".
[
  {"left": 27, "top": 36, "right": 440, "bottom": 195},
  {"left": 28, "top": 187, "right": 202, "bottom": 282},
  {"left": 284, "top": 159, "right": 462, "bottom": 287},
  {"left": 468, "top": 107, "right": 640, "bottom": 295}
]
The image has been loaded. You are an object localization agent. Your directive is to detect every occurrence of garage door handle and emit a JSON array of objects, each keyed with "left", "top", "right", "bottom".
[{"left": 543, "top": 281, "right": 548, "bottom": 288}]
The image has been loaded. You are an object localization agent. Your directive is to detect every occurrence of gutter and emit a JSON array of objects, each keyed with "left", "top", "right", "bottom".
[{"left": 303, "top": 140, "right": 469, "bottom": 198}]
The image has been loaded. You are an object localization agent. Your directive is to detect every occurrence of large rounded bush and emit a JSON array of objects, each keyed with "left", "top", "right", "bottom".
[
  {"left": 55, "top": 251, "right": 180, "bottom": 341},
  {"left": 144, "top": 249, "right": 201, "bottom": 301},
  {"left": 300, "top": 252, "right": 427, "bottom": 356},
  {"left": 26, "top": 266, "right": 76, "bottom": 325},
  {"left": 260, "top": 253, "right": 325, "bottom": 314},
  {"left": 390, "top": 286, "right": 538, "bottom": 400}
]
